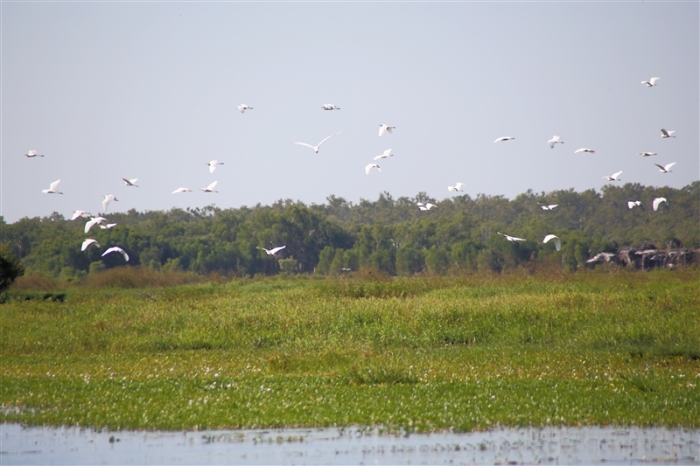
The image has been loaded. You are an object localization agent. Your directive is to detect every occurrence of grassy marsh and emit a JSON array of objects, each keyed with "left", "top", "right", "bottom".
[{"left": 2, "top": 270, "right": 699, "bottom": 431}]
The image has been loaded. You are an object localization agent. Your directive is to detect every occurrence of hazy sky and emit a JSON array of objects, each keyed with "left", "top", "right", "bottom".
[{"left": 2, "top": 2, "right": 698, "bottom": 223}]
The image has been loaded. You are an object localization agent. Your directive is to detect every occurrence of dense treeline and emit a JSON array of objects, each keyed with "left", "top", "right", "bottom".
[{"left": 2, "top": 182, "right": 698, "bottom": 280}]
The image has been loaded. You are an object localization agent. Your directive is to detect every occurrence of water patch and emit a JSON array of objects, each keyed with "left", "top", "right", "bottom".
[{"left": 1, "top": 423, "right": 697, "bottom": 465}]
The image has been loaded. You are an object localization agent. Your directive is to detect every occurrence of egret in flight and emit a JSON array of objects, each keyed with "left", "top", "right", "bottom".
[
  {"left": 539, "top": 203, "right": 558, "bottom": 211},
  {"left": 448, "top": 183, "right": 464, "bottom": 192},
  {"left": 603, "top": 171, "right": 622, "bottom": 181},
  {"left": 543, "top": 234, "right": 561, "bottom": 251},
  {"left": 322, "top": 104, "right": 340, "bottom": 110},
  {"left": 208, "top": 160, "right": 224, "bottom": 173},
  {"left": 71, "top": 210, "right": 91, "bottom": 220},
  {"left": 494, "top": 136, "right": 515, "bottom": 143},
  {"left": 84, "top": 217, "right": 106, "bottom": 234},
  {"left": 100, "top": 223, "right": 117, "bottom": 230},
  {"left": 122, "top": 178, "right": 139, "bottom": 187},
  {"left": 102, "top": 194, "right": 118, "bottom": 213},
  {"left": 102, "top": 246, "right": 129, "bottom": 262},
  {"left": 652, "top": 197, "right": 667, "bottom": 211},
  {"left": 258, "top": 246, "right": 286, "bottom": 256},
  {"left": 293, "top": 133, "right": 340, "bottom": 153},
  {"left": 42, "top": 180, "right": 63, "bottom": 194},
  {"left": 25, "top": 150, "right": 44, "bottom": 158},
  {"left": 365, "top": 163, "right": 381, "bottom": 175},
  {"left": 654, "top": 162, "right": 676, "bottom": 173},
  {"left": 81, "top": 239, "right": 100, "bottom": 252},
  {"left": 200, "top": 181, "right": 218, "bottom": 193},
  {"left": 574, "top": 148, "right": 596, "bottom": 154},
  {"left": 498, "top": 232, "right": 526, "bottom": 242},
  {"left": 627, "top": 201, "right": 642, "bottom": 209},
  {"left": 638, "top": 152, "right": 657, "bottom": 157},
  {"left": 172, "top": 187, "right": 193, "bottom": 194},
  {"left": 236, "top": 104, "right": 253, "bottom": 113},
  {"left": 373, "top": 149, "right": 393, "bottom": 160},
  {"left": 547, "top": 135, "right": 564, "bottom": 148},
  {"left": 660, "top": 129, "right": 675, "bottom": 138},
  {"left": 378, "top": 124, "right": 395, "bottom": 136},
  {"left": 417, "top": 203, "right": 437, "bottom": 211},
  {"left": 641, "top": 77, "right": 660, "bottom": 87}
]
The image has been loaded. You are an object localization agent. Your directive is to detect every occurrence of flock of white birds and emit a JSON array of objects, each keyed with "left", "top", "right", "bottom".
[{"left": 30, "top": 77, "right": 675, "bottom": 264}]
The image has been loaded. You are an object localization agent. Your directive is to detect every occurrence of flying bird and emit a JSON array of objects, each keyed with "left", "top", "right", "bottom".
[
  {"left": 81, "top": 239, "right": 100, "bottom": 252},
  {"left": 574, "top": 148, "right": 596, "bottom": 154},
  {"left": 102, "top": 246, "right": 129, "bottom": 262},
  {"left": 539, "top": 203, "right": 558, "bottom": 211},
  {"left": 292, "top": 133, "right": 340, "bottom": 153},
  {"left": 122, "top": 178, "right": 138, "bottom": 187},
  {"left": 84, "top": 216, "right": 106, "bottom": 234},
  {"left": 417, "top": 202, "right": 437, "bottom": 211},
  {"left": 25, "top": 150, "right": 44, "bottom": 158},
  {"left": 652, "top": 197, "right": 668, "bottom": 211},
  {"left": 543, "top": 234, "right": 561, "bottom": 251},
  {"left": 207, "top": 160, "right": 223, "bottom": 173},
  {"left": 200, "top": 181, "right": 218, "bottom": 193},
  {"left": 365, "top": 163, "right": 381, "bottom": 175},
  {"left": 654, "top": 162, "right": 676, "bottom": 173},
  {"left": 236, "top": 104, "right": 253, "bottom": 113},
  {"left": 102, "top": 194, "right": 118, "bottom": 213},
  {"left": 494, "top": 136, "right": 515, "bottom": 143},
  {"left": 602, "top": 171, "right": 622, "bottom": 181},
  {"left": 641, "top": 77, "right": 660, "bottom": 87},
  {"left": 99, "top": 223, "right": 117, "bottom": 229},
  {"left": 71, "top": 210, "right": 91, "bottom": 221},
  {"left": 660, "top": 129, "right": 675, "bottom": 138},
  {"left": 322, "top": 104, "right": 340, "bottom": 110},
  {"left": 373, "top": 149, "right": 393, "bottom": 160},
  {"left": 547, "top": 135, "right": 564, "bottom": 148},
  {"left": 627, "top": 201, "right": 642, "bottom": 209},
  {"left": 638, "top": 152, "right": 657, "bottom": 157},
  {"left": 172, "top": 187, "right": 193, "bottom": 194},
  {"left": 498, "top": 232, "right": 526, "bottom": 242},
  {"left": 448, "top": 183, "right": 464, "bottom": 192},
  {"left": 258, "top": 245, "right": 286, "bottom": 256},
  {"left": 378, "top": 124, "right": 395, "bottom": 136},
  {"left": 42, "top": 180, "right": 63, "bottom": 194}
]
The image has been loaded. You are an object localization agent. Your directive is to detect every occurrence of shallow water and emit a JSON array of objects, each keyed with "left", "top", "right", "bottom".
[{"left": 1, "top": 423, "right": 698, "bottom": 465}]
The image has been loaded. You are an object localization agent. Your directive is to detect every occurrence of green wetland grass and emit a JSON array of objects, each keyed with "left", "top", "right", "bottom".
[{"left": 1, "top": 269, "right": 699, "bottom": 432}]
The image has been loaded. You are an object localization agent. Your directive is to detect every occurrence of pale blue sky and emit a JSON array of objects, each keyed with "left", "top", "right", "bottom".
[{"left": 2, "top": 2, "right": 698, "bottom": 223}]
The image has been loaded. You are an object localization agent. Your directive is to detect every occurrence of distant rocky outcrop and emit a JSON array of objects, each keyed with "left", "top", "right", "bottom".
[{"left": 586, "top": 247, "right": 699, "bottom": 269}]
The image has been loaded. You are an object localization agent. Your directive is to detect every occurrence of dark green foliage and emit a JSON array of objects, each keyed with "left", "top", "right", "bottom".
[
  {"left": 2, "top": 182, "right": 698, "bottom": 280},
  {"left": 0, "top": 244, "right": 25, "bottom": 292}
]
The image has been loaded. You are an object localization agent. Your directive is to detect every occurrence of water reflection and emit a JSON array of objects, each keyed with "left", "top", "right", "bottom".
[{"left": 2, "top": 423, "right": 698, "bottom": 465}]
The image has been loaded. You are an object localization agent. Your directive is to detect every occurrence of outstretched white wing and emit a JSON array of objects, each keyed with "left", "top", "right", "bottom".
[
  {"left": 543, "top": 234, "right": 561, "bottom": 251},
  {"left": 81, "top": 239, "right": 100, "bottom": 251}
]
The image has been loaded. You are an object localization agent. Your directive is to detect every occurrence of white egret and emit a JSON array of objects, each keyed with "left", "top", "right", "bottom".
[
  {"left": 654, "top": 162, "right": 676, "bottom": 173},
  {"left": 547, "top": 135, "right": 564, "bottom": 148},
  {"left": 641, "top": 77, "right": 660, "bottom": 87},
  {"left": 627, "top": 200, "right": 642, "bottom": 209},
  {"left": 660, "top": 129, "right": 675, "bottom": 138},
  {"left": 122, "top": 178, "right": 138, "bottom": 187},
  {"left": 417, "top": 202, "right": 437, "bottom": 211},
  {"left": 539, "top": 203, "right": 558, "bottom": 211},
  {"left": 322, "top": 104, "right": 340, "bottom": 110},
  {"left": 25, "top": 150, "right": 44, "bottom": 158},
  {"left": 102, "top": 194, "right": 118, "bottom": 213},
  {"left": 373, "top": 149, "right": 393, "bottom": 160},
  {"left": 172, "top": 187, "right": 193, "bottom": 194},
  {"left": 494, "top": 136, "right": 515, "bottom": 143},
  {"left": 81, "top": 239, "right": 100, "bottom": 251},
  {"left": 42, "top": 180, "right": 63, "bottom": 194},
  {"left": 102, "top": 246, "right": 129, "bottom": 262},
  {"left": 543, "top": 234, "right": 561, "bottom": 251},
  {"left": 71, "top": 210, "right": 91, "bottom": 221},
  {"left": 652, "top": 197, "right": 667, "bottom": 211},
  {"left": 207, "top": 160, "right": 224, "bottom": 173},
  {"left": 365, "top": 163, "right": 381, "bottom": 175},
  {"left": 236, "top": 104, "right": 253, "bottom": 113},
  {"left": 602, "top": 171, "right": 622, "bottom": 181},
  {"left": 448, "top": 183, "right": 464, "bottom": 192},
  {"left": 258, "top": 245, "right": 286, "bottom": 256},
  {"left": 638, "top": 152, "right": 657, "bottom": 157},
  {"left": 574, "top": 148, "right": 596, "bottom": 154},
  {"left": 378, "top": 124, "right": 395, "bottom": 136},
  {"left": 200, "top": 181, "right": 218, "bottom": 193},
  {"left": 292, "top": 133, "right": 340, "bottom": 153},
  {"left": 84, "top": 217, "right": 106, "bottom": 234},
  {"left": 498, "top": 232, "right": 526, "bottom": 242},
  {"left": 100, "top": 223, "right": 117, "bottom": 229}
]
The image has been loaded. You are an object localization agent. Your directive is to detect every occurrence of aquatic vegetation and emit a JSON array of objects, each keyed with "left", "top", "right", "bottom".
[{"left": 1, "top": 270, "right": 699, "bottom": 431}]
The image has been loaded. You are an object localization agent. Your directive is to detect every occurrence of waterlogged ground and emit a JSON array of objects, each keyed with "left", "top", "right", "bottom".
[
  {"left": 2, "top": 424, "right": 698, "bottom": 465},
  {"left": 1, "top": 272, "right": 699, "bottom": 432}
]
